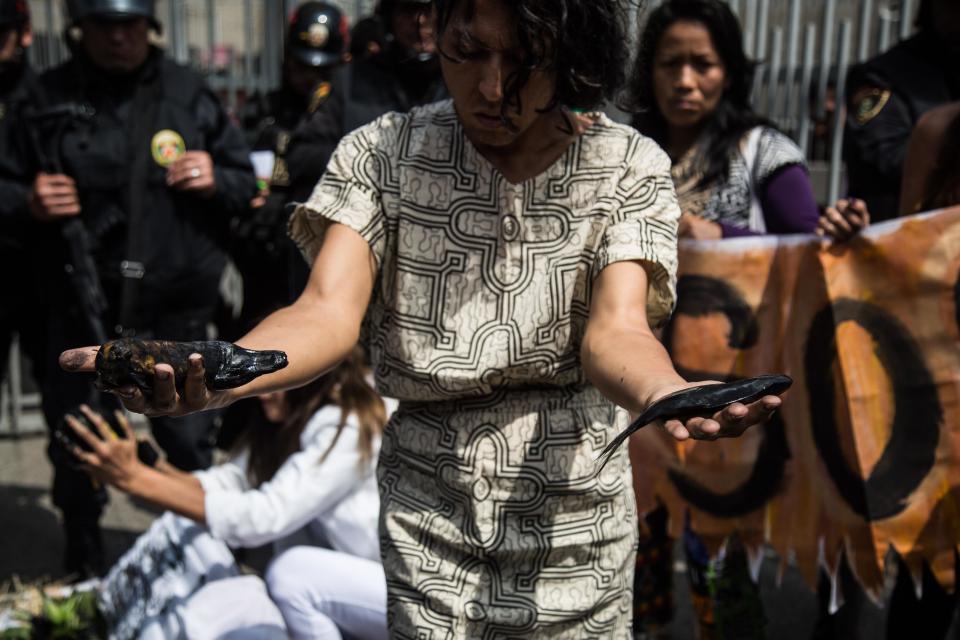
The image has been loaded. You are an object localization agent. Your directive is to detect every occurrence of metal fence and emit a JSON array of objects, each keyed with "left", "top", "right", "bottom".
[
  {"left": 0, "top": 0, "right": 921, "bottom": 435},
  {"left": 726, "top": 0, "right": 917, "bottom": 203},
  {"left": 25, "top": 0, "right": 381, "bottom": 111}
]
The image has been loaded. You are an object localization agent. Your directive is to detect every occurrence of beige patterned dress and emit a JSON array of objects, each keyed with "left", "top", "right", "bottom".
[{"left": 291, "top": 100, "right": 679, "bottom": 638}]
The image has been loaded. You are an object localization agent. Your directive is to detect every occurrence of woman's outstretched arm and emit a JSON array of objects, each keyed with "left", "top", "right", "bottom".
[
  {"left": 581, "top": 260, "right": 781, "bottom": 441},
  {"left": 59, "top": 222, "right": 377, "bottom": 417}
]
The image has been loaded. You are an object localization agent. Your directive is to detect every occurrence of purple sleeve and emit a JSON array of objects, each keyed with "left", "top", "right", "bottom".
[
  {"left": 719, "top": 220, "right": 756, "bottom": 238},
  {"left": 719, "top": 165, "right": 820, "bottom": 237}
]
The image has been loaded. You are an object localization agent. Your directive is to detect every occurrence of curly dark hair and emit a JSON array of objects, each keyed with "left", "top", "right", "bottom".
[
  {"left": 433, "top": 0, "right": 640, "bottom": 120},
  {"left": 625, "top": 0, "right": 770, "bottom": 188}
]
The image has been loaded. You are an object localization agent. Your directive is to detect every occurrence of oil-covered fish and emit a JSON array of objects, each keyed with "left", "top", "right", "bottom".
[
  {"left": 94, "top": 339, "right": 288, "bottom": 395},
  {"left": 596, "top": 374, "right": 793, "bottom": 471}
]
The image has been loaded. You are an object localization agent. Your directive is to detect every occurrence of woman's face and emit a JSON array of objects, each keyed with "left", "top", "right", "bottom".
[
  {"left": 652, "top": 20, "right": 727, "bottom": 132},
  {"left": 258, "top": 390, "right": 289, "bottom": 424},
  {"left": 439, "top": 0, "right": 557, "bottom": 149}
]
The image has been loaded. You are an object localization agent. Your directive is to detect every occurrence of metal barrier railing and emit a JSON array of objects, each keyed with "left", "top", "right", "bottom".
[{"left": 1, "top": 0, "right": 920, "bottom": 435}]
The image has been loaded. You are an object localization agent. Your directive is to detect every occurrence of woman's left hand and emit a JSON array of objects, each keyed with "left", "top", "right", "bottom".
[
  {"left": 646, "top": 381, "right": 782, "bottom": 442},
  {"left": 66, "top": 406, "right": 146, "bottom": 492},
  {"left": 678, "top": 212, "right": 723, "bottom": 240},
  {"left": 817, "top": 198, "right": 870, "bottom": 242}
]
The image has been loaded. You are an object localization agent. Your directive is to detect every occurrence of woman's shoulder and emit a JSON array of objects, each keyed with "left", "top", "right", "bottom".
[
  {"left": 338, "top": 100, "right": 456, "bottom": 154},
  {"left": 299, "top": 404, "right": 354, "bottom": 448},
  {"left": 749, "top": 126, "right": 804, "bottom": 159},
  {"left": 340, "top": 100, "right": 457, "bottom": 162},
  {"left": 584, "top": 113, "right": 671, "bottom": 173},
  {"left": 744, "top": 125, "right": 807, "bottom": 180}
]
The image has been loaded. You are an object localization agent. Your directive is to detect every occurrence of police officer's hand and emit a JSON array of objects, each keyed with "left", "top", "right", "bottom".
[
  {"left": 678, "top": 212, "right": 723, "bottom": 240},
  {"left": 58, "top": 346, "right": 232, "bottom": 417},
  {"left": 817, "top": 198, "right": 870, "bottom": 242},
  {"left": 29, "top": 173, "right": 81, "bottom": 221},
  {"left": 250, "top": 184, "right": 270, "bottom": 209},
  {"left": 167, "top": 151, "right": 216, "bottom": 198}
]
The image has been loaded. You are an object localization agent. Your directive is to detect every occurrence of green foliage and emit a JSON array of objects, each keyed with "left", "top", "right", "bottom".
[
  {"left": 1, "top": 590, "right": 104, "bottom": 640},
  {"left": 0, "top": 624, "right": 33, "bottom": 640}
]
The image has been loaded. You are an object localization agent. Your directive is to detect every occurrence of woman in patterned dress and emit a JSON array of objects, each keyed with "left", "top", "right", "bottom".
[{"left": 61, "top": 0, "right": 786, "bottom": 635}]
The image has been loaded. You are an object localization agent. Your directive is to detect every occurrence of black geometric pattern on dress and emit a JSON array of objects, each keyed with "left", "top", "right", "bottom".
[
  {"left": 292, "top": 100, "right": 679, "bottom": 403},
  {"left": 378, "top": 390, "right": 637, "bottom": 638}
]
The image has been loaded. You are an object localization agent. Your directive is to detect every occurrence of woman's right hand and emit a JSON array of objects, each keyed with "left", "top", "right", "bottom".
[
  {"left": 817, "top": 198, "right": 870, "bottom": 241},
  {"left": 58, "top": 346, "right": 232, "bottom": 417}
]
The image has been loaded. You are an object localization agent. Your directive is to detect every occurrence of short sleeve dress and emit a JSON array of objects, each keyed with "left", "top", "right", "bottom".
[{"left": 290, "top": 100, "right": 680, "bottom": 638}]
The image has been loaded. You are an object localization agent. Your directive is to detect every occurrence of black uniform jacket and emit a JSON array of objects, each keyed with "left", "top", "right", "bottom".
[
  {"left": 28, "top": 47, "right": 256, "bottom": 325},
  {"left": 286, "top": 49, "right": 447, "bottom": 202},
  {"left": 241, "top": 85, "right": 311, "bottom": 152},
  {"left": 0, "top": 63, "right": 41, "bottom": 348},
  {"left": 0, "top": 63, "right": 38, "bottom": 234},
  {"left": 843, "top": 34, "right": 960, "bottom": 221}
]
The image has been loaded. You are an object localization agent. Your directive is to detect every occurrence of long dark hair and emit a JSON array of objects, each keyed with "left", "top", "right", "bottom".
[
  {"left": 234, "top": 347, "right": 387, "bottom": 487},
  {"left": 626, "top": 0, "right": 769, "bottom": 186},
  {"left": 433, "top": 0, "right": 637, "bottom": 120}
]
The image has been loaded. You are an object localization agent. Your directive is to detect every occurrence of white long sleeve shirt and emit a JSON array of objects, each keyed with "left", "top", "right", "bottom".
[{"left": 193, "top": 405, "right": 383, "bottom": 561}]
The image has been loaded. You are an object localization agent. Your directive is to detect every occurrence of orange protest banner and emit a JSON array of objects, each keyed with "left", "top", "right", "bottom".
[{"left": 630, "top": 206, "right": 960, "bottom": 596}]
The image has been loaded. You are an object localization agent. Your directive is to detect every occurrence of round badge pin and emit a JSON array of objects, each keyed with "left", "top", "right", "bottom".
[{"left": 151, "top": 129, "right": 186, "bottom": 167}]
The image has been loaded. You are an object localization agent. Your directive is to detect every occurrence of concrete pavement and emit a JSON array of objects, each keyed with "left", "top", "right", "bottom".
[{"left": 0, "top": 432, "right": 156, "bottom": 584}]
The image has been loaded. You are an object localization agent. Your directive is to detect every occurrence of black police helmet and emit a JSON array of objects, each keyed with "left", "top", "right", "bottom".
[
  {"left": 0, "top": 0, "right": 29, "bottom": 27},
  {"left": 66, "top": 0, "right": 160, "bottom": 31},
  {"left": 287, "top": 2, "right": 347, "bottom": 68}
]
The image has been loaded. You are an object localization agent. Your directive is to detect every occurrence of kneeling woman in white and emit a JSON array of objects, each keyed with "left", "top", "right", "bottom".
[{"left": 67, "top": 348, "right": 389, "bottom": 639}]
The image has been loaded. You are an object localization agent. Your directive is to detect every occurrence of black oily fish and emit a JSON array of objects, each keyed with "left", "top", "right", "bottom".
[
  {"left": 595, "top": 374, "right": 793, "bottom": 472},
  {"left": 95, "top": 339, "right": 288, "bottom": 394},
  {"left": 635, "top": 374, "right": 793, "bottom": 428}
]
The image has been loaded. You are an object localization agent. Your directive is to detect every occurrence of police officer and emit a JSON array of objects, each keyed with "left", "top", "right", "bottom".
[
  {"left": 25, "top": 0, "right": 256, "bottom": 576},
  {"left": 843, "top": 0, "right": 960, "bottom": 221},
  {"left": 243, "top": 1, "right": 347, "bottom": 146},
  {"left": 233, "top": 1, "right": 348, "bottom": 325},
  {"left": 0, "top": 0, "right": 38, "bottom": 382},
  {"left": 286, "top": 0, "right": 447, "bottom": 203},
  {"left": 350, "top": 14, "right": 386, "bottom": 61}
]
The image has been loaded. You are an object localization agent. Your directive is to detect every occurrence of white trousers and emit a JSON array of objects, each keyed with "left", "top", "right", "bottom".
[
  {"left": 266, "top": 546, "right": 389, "bottom": 640},
  {"left": 179, "top": 575, "right": 288, "bottom": 640}
]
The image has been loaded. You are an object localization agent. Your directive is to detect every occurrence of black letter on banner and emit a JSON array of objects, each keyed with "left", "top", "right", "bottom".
[
  {"left": 804, "top": 299, "right": 941, "bottom": 521},
  {"left": 662, "top": 275, "right": 789, "bottom": 517}
]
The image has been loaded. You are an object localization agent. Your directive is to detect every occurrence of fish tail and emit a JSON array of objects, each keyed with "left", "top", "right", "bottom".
[{"left": 594, "top": 432, "right": 628, "bottom": 474}]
